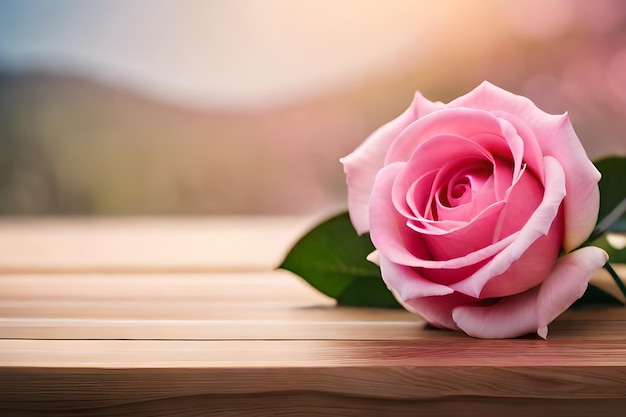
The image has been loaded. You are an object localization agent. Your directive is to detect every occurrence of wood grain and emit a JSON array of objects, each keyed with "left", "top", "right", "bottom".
[
  {"left": 0, "top": 216, "right": 314, "bottom": 273},
  {"left": 1, "top": 217, "right": 626, "bottom": 416},
  {"left": 4, "top": 338, "right": 626, "bottom": 367},
  {"left": 2, "top": 272, "right": 625, "bottom": 341},
  {"left": 2, "top": 366, "right": 626, "bottom": 404},
  {"left": 2, "top": 370, "right": 626, "bottom": 417},
  {"left": 1, "top": 392, "right": 625, "bottom": 417}
]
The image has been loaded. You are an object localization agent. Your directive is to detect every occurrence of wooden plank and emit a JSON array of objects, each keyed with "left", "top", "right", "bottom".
[
  {"left": 0, "top": 389, "right": 624, "bottom": 417},
  {"left": 2, "top": 337, "right": 626, "bottom": 416},
  {"left": 1, "top": 218, "right": 626, "bottom": 416},
  {"left": 3, "top": 338, "right": 626, "bottom": 368},
  {"left": 0, "top": 216, "right": 317, "bottom": 273},
  {"left": 0, "top": 300, "right": 416, "bottom": 321},
  {"left": 1, "top": 389, "right": 624, "bottom": 417},
  {"left": 1, "top": 365, "right": 626, "bottom": 416},
  {"left": 0, "top": 271, "right": 416, "bottom": 340},
  {"left": 0, "top": 318, "right": 426, "bottom": 340},
  {"left": 2, "top": 299, "right": 625, "bottom": 322},
  {"left": 3, "top": 315, "right": 626, "bottom": 341},
  {"left": 2, "top": 272, "right": 625, "bottom": 340},
  {"left": 2, "top": 269, "right": 622, "bottom": 307},
  {"left": 2, "top": 272, "right": 626, "bottom": 338},
  {"left": 0, "top": 272, "right": 329, "bottom": 303}
]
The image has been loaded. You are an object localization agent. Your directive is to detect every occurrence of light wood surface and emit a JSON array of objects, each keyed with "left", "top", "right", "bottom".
[
  {"left": 0, "top": 216, "right": 314, "bottom": 273},
  {"left": 1, "top": 217, "right": 626, "bottom": 417}
]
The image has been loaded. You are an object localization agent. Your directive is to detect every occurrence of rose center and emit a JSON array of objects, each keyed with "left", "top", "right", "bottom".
[
  {"left": 429, "top": 162, "right": 495, "bottom": 222},
  {"left": 439, "top": 168, "right": 491, "bottom": 209},
  {"left": 449, "top": 178, "right": 471, "bottom": 201}
]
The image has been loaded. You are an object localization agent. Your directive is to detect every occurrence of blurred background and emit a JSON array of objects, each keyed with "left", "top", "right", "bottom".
[{"left": 1, "top": 0, "right": 625, "bottom": 216}]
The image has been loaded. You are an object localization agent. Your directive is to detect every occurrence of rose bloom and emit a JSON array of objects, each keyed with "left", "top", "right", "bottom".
[{"left": 341, "top": 82, "right": 608, "bottom": 339}]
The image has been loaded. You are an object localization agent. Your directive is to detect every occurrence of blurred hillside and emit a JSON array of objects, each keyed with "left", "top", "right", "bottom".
[
  {"left": 0, "top": 69, "right": 425, "bottom": 215},
  {"left": 2, "top": 1, "right": 626, "bottom": 216},
  {"left": 3, "top": 40, "right": 626, "bottom": 216}
]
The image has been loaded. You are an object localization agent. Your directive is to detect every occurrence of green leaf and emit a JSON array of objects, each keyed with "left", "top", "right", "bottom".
[
  {"left": 594, "top": 157, "right": 626, "bottom": 235},
  {"left": 572, "top": 283, "right": 624, "bottom": 309},
  {"left": 279, "top": 211, "right": 401, "bottom": 308}
]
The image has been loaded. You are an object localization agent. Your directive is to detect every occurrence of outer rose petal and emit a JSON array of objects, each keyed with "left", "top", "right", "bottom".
[
  {"left": 536, "top": 246, "right": 609, "bottom": 337},
  {"left": 379, "top": 255, "right": 454, "bottom": 300},
  {"left": 452, "top": 246, "right": 607, "bottom": 339},
  {"left": 341, "top": 92, "right": 444, "bottom": 234},
  {"left": 534, "top": 114, "right": 600, "bottom": 252},
  {"left": 448, "top": 81, "right": 600, "bottom": 251},
  {"left": 384, "top": 108, "right": 504, "bottom": 165},
  {"left": 478, "top": 209, "right": 563, "bottom": 299},
  {"left": 401, "top": 293, "right": 476, "bottom": 331},
  {"left": 452, "top": 287, "right": 541, "bottom": 339}
]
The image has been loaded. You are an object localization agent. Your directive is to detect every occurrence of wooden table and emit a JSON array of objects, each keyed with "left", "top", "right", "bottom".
[{"left": 1, "top": 217, "right": 626, "bottom": 416}]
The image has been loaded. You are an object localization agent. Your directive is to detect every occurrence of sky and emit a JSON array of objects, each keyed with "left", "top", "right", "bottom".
[{"left": 0, "top": 0, "right": 510, "bottom": 109}]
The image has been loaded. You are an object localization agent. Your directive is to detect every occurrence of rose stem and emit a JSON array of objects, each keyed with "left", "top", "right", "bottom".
[{"left": 604, "top": 262, "right": 626, "bottom": 303}]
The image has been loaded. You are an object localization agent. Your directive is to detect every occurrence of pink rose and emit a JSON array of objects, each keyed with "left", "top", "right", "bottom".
[{"left": 340, "top": 82, "right": 608, "bottom": 339}]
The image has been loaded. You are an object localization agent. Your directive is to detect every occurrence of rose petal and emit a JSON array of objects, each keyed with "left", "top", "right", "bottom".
[
  {"left": 366, "top": 250, "right": 380, "bottom": 265},
  {"left": 449, "top": 81, "right": 546, "bottom": 119},
  {"left": 391, "top": 132, "right": 512, "bottom": 248},
  {"left": 379, "top": 255, "right": 454, "bottom": 300},
  {"left": 493, "top": 117, "right": 525, "bottom": 185},
  {"left": 452, "top": 246, "right": 608, "bottom": 339},
  {"left": 401, "top": 292, "right": 476, "bottom": 331},
  {"left": 478, "top": 208, "right": 563, "bottom": 298},
  {"left": 369, "top": 162, "right": 519, "bottom": 268},
  {"left": 369, "top": 162, "right": 432, "bottom": 263},
  {"left": 392, "top": 133, "right": 494, "bottom": 220},
  {"left": 493, "top": 111, "right": 545, "bottom": 183},
  {"left": 539, "top": 115, "right": 601, "bottom": 252},
  {"left": 341, "top": 92, "right": 444, "bottom": 234},
  {"left": 417, "top": 258, "right": 492, "bottom": 286},
  {"left": 491, "top": 159, "right": 544, "bottom": 242},
  {"left": 432, "top": 159, "right": 493, "bottom": 222},
  {"left": 536, "top": 246, "right": 609, "bottom": 336},
  {"left": 450, "top": 156, "right": 565, "bottom": 298},
  {"left": 448, "top": 81, "right": 600, "bottom": 251},
  {"left": 452, "top": 288, "right": 541, "bottom": 339},
  {"left": 420, "top": 203, "right": 506, "bottom": 261},
  {"left": 403, "top": 170, "right": 438, "bottom": 221},
  {"left": 384, "top": 108, "right": 504, "bottom": 165}
]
